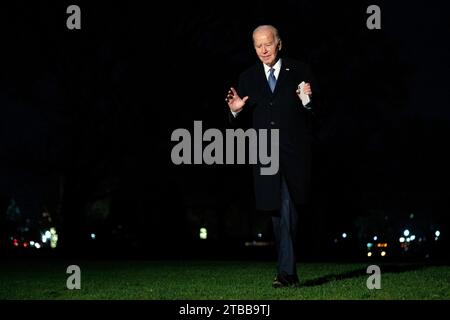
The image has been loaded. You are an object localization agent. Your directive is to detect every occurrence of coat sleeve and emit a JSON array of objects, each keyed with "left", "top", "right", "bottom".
[{"left": 301, "top": 64, "right": 319, "bottom": 117}]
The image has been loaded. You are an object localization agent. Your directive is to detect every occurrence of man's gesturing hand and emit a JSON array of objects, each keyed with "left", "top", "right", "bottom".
[{"left": 225, "top": 87, "right": 249, "bottom": 113}]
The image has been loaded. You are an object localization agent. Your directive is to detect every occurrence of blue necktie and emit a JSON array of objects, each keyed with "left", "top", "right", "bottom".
[{"left": 268, "top": 68, "right": 276, "bottom": 92}]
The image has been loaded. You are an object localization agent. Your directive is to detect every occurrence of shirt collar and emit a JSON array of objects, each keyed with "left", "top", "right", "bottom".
[
  {"left": 263, "top": 58, "right": 282, "bottom": 74},
  {"left": 263, "top": 58, "right": 281, "bottom": 79}
]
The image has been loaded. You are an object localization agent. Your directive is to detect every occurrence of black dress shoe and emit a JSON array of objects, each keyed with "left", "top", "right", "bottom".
[{"left": 272, "top": 273, "right": 300, "bottom": 288}]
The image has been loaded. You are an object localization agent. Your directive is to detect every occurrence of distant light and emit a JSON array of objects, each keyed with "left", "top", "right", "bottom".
[
  {"left": 23, "top": 242, "right": 28, "bottom": 248},
  {"left": 373, "top": 236, "right": 378, "bottom": 241},
  {"left": 342, "top": 233, "right": 347, "bottom": 239},
  {"left": 435, "top": 231, "right": 440, "bottom": 237},
  {"left": 406, "top": 237, "right": 411, "bottom": 242},
  {"left": 42, "top": 235, "right": 47, "bottom": 243},
  {"left": 200, "top": 227, "right": 207, "bottom": 240},
  {"left": 403, "top": 229, "right": 410, "bottom": 237},
  {"left": 409, "top": 213, "right": 414, "bottom": 219},
  {"left": 34, "top": 243, "right": 41, "bottom": 249},
  {"left": 91, "top": 233, "right": 96, "bottom": 240},
  {"left": 51, "top": 233, "right": 58, "bottom": 249},
  {"left": 45, "top": 231, "right": 51, "bottom": 239},
  {"left": 410, "top": 235, "right": 416, "bottom": 241},
  {"left": 367, "top": 252, "right": 372, "bottom": 257},
  {"left": 257, "top": 233, "right": 262, "bottom": 238},
  {"left": 435, "top": 237, "right": 439, "bottom": 241},
  {"left": 367, "top": 242, "right": 373, "bottom": 248},
  {"left": 244, "top": 241, "right": 271, "bottom": 247},
  {"left": 381, "top": 251, "right": 386, "bottom": 257},
  {"left": 333, "top": 238, "right": 338, "bottom": 244},
  {"left": 50, "top": 227, "right": 56, "bottom": 235},
  {"left": 13, "top": 241, "right": 19, "bottom": 247},
  {"left": 399, "top": 237, "right": 405, "bottom": 243}
]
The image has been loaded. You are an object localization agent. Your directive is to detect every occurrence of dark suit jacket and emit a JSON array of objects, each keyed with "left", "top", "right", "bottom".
[{"left": 229, "top": 57, "right": 318, "bottom": 211}]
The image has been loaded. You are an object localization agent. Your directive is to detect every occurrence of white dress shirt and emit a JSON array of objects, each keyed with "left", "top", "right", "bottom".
[{"left": 263, "top": 58, "right": 282, "bottom": 81}]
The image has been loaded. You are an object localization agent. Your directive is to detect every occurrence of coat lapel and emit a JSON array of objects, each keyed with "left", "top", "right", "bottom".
[{"left": 257, "top": 63, "right": 272, "bottom": 98}]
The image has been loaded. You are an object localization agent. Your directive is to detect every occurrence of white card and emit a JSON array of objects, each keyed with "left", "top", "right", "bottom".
[{"left": 298, "top": 81, "right": 311, "bottom": 106}]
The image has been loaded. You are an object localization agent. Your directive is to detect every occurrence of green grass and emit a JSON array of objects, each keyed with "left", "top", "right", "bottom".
[{"left": 0, "top": 260, "right": 449, "bottom": 300}]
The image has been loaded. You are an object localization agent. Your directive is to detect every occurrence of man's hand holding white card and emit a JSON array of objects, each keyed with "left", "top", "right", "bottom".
[{"left": 296, "top": 81, "right": 312, "bottom": 108}]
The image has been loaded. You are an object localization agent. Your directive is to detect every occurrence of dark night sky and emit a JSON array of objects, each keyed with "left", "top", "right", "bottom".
[{"left": 1, "top": 1, "right": 449, "bottom": 249}]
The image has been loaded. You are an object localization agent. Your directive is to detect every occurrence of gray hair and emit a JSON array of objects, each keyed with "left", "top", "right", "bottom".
[{"left": 252, "top": 25, "right": 281, "bottom": 43}]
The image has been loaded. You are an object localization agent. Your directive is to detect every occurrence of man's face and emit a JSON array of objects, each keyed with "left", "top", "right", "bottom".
[{"left": 253, "top": 29, "right": 281, "bottom": 67}]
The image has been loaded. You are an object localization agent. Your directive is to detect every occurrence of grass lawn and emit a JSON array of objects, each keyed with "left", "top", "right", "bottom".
[{"left": 0, "top": 259, "right": 449, "bottom": 300}]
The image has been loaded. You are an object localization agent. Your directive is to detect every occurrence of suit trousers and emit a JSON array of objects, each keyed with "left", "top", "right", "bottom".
[{"left": 272, "top": 175, "right": 299, "bottom": 276}]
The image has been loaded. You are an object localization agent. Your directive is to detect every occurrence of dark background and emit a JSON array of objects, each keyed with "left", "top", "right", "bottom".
[{"left": 0, "top": 0, "right": 449, "bottom": 261}]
